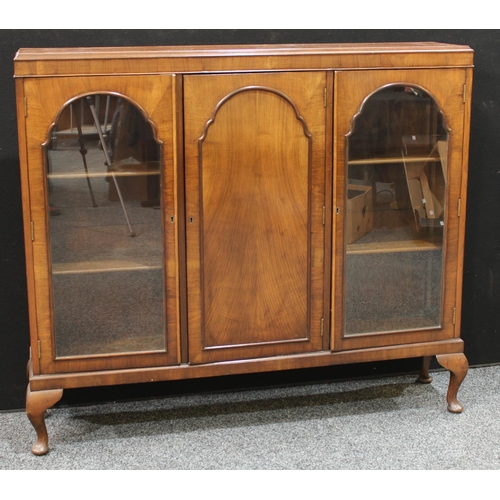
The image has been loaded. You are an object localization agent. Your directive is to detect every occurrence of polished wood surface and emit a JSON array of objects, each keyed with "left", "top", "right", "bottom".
[
  {"left": 26, "top": 384, "right": 63, "bottom": 455},
  {"left": 14, "top": 43, "right": 473, "bottom": 78},
  {"left": 14, "top": 42, "right": 473, "bottom": 59},
  {"left": 333, "top": 68, "right": 469, "bottom": 351},
  {"left": 417, "top": 355, "right": 433, "bottom": 384},
  {"left": 14, "top": 43, "right": 473, "bottom": 454},
  {"left": 15, "top": 79, "right": 41, "bottom": 376},
  {"left": 454, "top": 68, "right": 474, "bottom": 339},
  {"left": 20, "top": 75, "right": 179, "bottom": 374},
  {"left": 436, "top": 353, "right": 469, "bottom": 413},
  {"left": 28, "top": 339, "right": 465, "bottom": 392},
  {"left": 184, "top": 72, "right": 327, "bottom": 363}
]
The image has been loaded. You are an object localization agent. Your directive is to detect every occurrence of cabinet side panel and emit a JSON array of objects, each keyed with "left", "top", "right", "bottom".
[
  {"left": 15, "top": 78, "right": 40, "bottom": 374},
  {"left": 453, "top": 67, "right": 473, "bottom": 338}
]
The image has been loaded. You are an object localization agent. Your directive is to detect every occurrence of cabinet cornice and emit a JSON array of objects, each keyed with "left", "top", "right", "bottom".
[{"left": 14, "top": 42, "right": 474, "bottom": 77}]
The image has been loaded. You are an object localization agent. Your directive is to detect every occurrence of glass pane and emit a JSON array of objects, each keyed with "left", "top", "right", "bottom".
[
  {"left": 345, "top": 85, "right": 447, "bottom": 336},
  {"left": 46, "top": 94, "right": 165, "bottom": 356}
]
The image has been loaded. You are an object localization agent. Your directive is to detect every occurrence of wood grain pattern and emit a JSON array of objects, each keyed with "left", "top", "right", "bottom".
[
  {"left": 13, "top": 43, "right": 473, "bottom": 78},
  {"left": 454, "top": 68, "right": 474, "bottom": 338},
  {"left": 28, "top": 339, "right": 465, "bottom": 392},
  {"left": 201, "top": 88, "right": 310, "bottom": 346},
  {"left": 15, "top": 78, "right": 41, "bottom": 375},
  {"left": 184, "top": 72, "right": 327, "bottom": 363},
  {"left": 14, "top": 42, "right": 472, "bottom": 59}
]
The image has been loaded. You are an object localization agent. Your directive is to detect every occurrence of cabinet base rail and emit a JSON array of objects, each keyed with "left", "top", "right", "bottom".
[{"left": 26, "top": 341, "right": 468, "bottom": 455}]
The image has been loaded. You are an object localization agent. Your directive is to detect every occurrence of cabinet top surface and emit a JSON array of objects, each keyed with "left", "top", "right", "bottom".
[
  {"left": 15, "top": 42, "right": 472, "bottom": 59},
  {"left": 14, "top": 42, "right": 473, "bottom": 76}
]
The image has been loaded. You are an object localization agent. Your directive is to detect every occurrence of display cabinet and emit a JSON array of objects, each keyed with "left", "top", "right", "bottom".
[{"left": 14, "top": 42, "right": 473, "bottom": 455}]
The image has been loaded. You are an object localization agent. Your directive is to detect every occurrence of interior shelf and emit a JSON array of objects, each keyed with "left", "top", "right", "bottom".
[
  {"left": 346, "top": 227, "right": 442, "bottom": 255},
  {"left": 52, "top": 260, "right": 162, "bottom": 275},
  {"left": 47, "top": 170, "right": 160, "bottom": 180},
  {"left": 348, "top": 155, "right": 440, "bottom": 166},
  {"left": 53, "top": 124, "right": 111, "bottom": 137},
  {"left": 345, "top": 315, "right": 441, "bottom": 336}
]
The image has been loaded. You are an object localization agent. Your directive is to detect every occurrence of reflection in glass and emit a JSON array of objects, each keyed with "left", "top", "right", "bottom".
[
  {"left": 46, "top": 94, "right": 164, "bottom": 356},
  {"left": 345, "top": 85, "right": 447, "bottom": 336}
]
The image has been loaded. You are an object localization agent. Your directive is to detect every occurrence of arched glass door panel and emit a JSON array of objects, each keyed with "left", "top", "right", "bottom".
[
  {"left": 45, "top": 94, "right": 164, "bottom": 356},
  {"left": 345, "top": 85, "right": 448, "bottom": 336}
]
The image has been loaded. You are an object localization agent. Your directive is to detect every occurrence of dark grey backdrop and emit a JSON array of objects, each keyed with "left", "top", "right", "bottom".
[{"left": 1, "top": 30, "right": 498, "bottom": 411}]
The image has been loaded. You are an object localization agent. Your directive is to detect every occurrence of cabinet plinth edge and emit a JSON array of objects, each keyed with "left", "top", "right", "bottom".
[{"left": 28, "top": 339, "right": 464, "bottom": 392}]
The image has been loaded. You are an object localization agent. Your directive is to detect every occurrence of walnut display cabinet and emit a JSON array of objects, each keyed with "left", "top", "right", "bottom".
[{"left": 14, "top": 42, "right": 473, "bottom": 455}]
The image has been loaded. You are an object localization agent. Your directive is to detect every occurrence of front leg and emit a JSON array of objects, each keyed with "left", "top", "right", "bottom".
[
  {"left": 26, "top": 384, "right": 63, "bottom": 455},
  {"left": 436, "top": 353, "right": 469, "bottom": 413}
]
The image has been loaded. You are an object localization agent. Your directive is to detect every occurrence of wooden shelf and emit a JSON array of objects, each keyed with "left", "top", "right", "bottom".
[
  {"left": 345, "top": 316, "right": 440, "bottom": 336},
  {"left": 347, "top": 227, "right": 442, "bottom": 255},
  {"left": 47, "top": 170, "right": 160, "bottom": 180},
  {"left": 348, "top": 155, "right": 440, "bottom": 166},
  {"left": 52, "top": 260, "right": 162, "bottom": 275},
  {"left": 347, "top": 238, "right": 441, "bottom": 255},
  {"left": 53, "top": 124, "right": 110, "bottom": 137},
  {"left": 48, "top": 158, "right": 160, "bottom": 180}
]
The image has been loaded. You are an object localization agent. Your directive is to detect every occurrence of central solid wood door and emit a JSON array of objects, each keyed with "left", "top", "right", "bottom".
[{"left": 184, "top": 72, "right": 329, "bottom": 364}]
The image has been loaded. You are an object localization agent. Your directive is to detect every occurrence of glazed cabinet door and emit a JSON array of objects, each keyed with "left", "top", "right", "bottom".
[
  {"left": 20, "top": 75, "right": 180, "bottom": 374},
  {"left": 332, "top": 68, "right": 470, "bottom": 351},
  {"left": 184, "top": 72, "right": 330, "bottom": 363}
]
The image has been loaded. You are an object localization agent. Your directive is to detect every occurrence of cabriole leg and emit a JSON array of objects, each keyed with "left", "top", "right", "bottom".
[
  {"left": 417, "top": 355, "right": 433, "bottom": 383},
  {"left": 436, "top": 353, "right": 469, "bottom": 413},
  {"left": 26, "top": 384, "right": 63, "bottom": 455}
]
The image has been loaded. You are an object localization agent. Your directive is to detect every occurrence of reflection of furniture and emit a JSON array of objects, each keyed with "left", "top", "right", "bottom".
[
  {"left": 106, "top": 100, "right": 160, "bottom": 204},
  {"left": 346, "top": 184, "right": 373, "bottom": 244},
  {"left": 51, "top": 95, "right": 113, "bottom": 148},
  {"left": 402, "top": 137, "right": 447, "bottom": 231},
  {"left": 107, "top": 160, "right": 160, "bottom": 203},
  {"left": 14, "top": 43, "right": 473, "bottom": 455}
]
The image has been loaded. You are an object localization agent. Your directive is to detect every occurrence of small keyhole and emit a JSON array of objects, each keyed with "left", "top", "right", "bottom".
[{"left": 189, "top": 217, "right": 194, "bottom": 224}]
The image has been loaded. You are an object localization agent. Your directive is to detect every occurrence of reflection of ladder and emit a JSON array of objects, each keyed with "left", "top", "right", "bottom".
[
  {"left": 71, "top": 96, "right": 135, "bottom": 237},
  {"left": 71, "top": 101, "right": 97, "bottom": 208}
]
